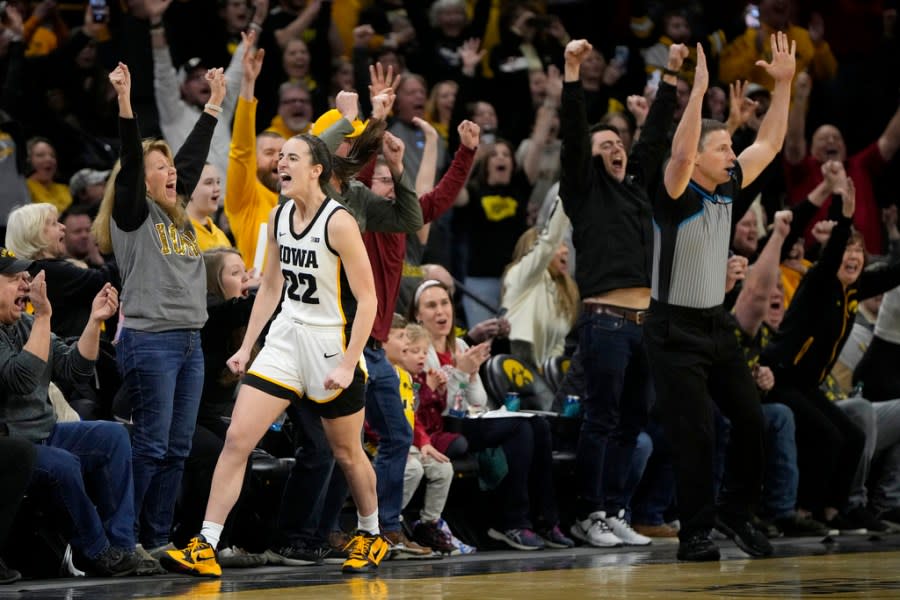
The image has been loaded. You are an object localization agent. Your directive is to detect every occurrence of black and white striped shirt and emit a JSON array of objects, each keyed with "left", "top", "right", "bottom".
[{"left": 652, "top": 163, "right": 747, "bottom": 309}]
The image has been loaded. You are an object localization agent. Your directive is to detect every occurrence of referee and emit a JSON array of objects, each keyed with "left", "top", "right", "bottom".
[{"left": 644, "top": 33, "right": 796, "bottom": 562}]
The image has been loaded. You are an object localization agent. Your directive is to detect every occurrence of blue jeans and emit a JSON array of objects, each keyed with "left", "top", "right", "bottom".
[
  {"left": 575, "top": 311, "right": 653, "bottom": 516},
  {"left": 364, "top": 346, "right": 412, "bottom": 533},
  {"left": 117, "top": 328, "right": 204, "bottom": 548},
  {"left": 621, "top": 431, "right": 653, "bottom": 521},
  {"left": 33, "top": 421, "right": 135, "bottom": 558},
  {"left": 761, "top": 403, "right": 799, "bottom": 519},
  {"left": 277, "top": 401, "right": 349, "bottom": 547}
]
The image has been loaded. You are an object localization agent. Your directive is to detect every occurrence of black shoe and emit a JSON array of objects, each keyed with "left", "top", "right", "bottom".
[
  {"left": 774, "top": 514, "right": 831, "bottom": 537},
  {"left": 414, "top": 521, "right": 456, "bottom": 555},
  {"left": 263, "top": 545, "right": 322, "bottom": 566},
  {"left": 676, "top": 531, "right": 720, "bottom": 562},
  {"left": 878, "top": 507, "right": 900, "bottom": 527},
  {"left": 844, "top": 506, "right": 889, "bottom": 533},
  {"left": 315, "top": 542, "right": 349, "bottom": 565},
  {"left": 0, "top": 558, "right": 21, "bottom": 585},
  {"left": 715, "top": 514, "right": 774, "bottom": 558},
  {"left": 89, "top": 546, "right": 141, "bottom": 577},
  {"left": 751, "top": 516, "right": 782, "bottom": 539}
]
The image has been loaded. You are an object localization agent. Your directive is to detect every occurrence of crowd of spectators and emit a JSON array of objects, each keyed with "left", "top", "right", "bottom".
[{"left": 1, "top": 0, "right": 900, "bottom": 582}]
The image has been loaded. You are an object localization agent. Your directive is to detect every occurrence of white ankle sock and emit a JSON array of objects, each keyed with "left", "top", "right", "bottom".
[
  {"left": 358, "top": 510, "right": 379, "bottom": 535},
  {"left": 200, "top": 521, "right": 224, "bottom": 549}
]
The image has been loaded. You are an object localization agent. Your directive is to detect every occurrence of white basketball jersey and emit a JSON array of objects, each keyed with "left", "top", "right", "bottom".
[{"left": 274, "top": 199, "right": 356, "bottom": 333}]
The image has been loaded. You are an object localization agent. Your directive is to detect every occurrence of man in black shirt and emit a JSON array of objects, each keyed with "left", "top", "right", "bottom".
[
  {"left": 644, "top": 32, "right": 796, "bottom": 561},
  {"left": 559, "top": 39, "right": 684, "bottom": 547}
]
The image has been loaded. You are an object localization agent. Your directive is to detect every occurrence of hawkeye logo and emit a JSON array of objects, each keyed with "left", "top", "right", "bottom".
[
  {"left": 502, "top": 358, "right": 533, "bottom": 388},
  {"left": 481, "top": 195, "right": 518, "bottom": 222}
]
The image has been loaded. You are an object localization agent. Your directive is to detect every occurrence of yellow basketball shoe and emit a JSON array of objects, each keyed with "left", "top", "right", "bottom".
[
  {"left": 160, "top": 536, "right": 222, "bottom": 578},
  {"left": 341, "top": 530, "right": 390, "bottom": 574}
]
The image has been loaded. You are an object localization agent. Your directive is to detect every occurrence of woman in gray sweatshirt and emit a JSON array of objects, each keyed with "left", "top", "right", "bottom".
[{"left": 93, "top": 62, "right": 227, "bottom": 555}]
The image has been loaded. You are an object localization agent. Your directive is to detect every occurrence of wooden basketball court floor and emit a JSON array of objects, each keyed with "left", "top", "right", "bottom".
[{"left": 4, "top": 534, "right": 900, "bottom": 599}]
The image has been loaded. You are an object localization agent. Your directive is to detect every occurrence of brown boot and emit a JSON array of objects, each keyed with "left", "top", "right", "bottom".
[{"left": 382, "top": 530, "right": 433, "bottom": 559}]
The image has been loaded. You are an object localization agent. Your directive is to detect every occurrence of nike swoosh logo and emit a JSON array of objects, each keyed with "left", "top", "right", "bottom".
[
  {"left": 195, "top": 556, "right": 216, "bottom": 561},
  {"left": 324, "top": 352, "right": 339, "bottom": 359},
  {"left": 278, "top": 232, "right": 287, "bottom": 237}
]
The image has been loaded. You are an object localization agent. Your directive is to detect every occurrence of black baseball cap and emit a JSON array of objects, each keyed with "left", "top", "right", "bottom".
[{"left": 0, "top": 248, "right": 33, "bottom": 275}]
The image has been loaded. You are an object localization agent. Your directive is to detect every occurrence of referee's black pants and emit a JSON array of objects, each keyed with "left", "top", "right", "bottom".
[{"left": 644, "top": 301, "right": 765, "bottom": 541}]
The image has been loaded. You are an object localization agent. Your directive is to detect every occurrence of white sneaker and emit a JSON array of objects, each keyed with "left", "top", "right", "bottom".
[
  {"left": 569, "top": 511, "right": 623, "bottom": 547},
  {"left": 604, "top": 509, "right": 652, "bottom": 546}
]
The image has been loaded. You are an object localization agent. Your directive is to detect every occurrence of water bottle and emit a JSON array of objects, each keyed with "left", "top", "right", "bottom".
[
  {"left": 269, "top": 412, "right": 286, "bottom": 432},
  {"left": 449, "top": 382, "right": 468, "bottom": 418},
  {"left": 504, "top": 391, "right": 521, "bottom": 412},
  {"left": 562, "top": 395, "right": 582, "bottom": 418}
]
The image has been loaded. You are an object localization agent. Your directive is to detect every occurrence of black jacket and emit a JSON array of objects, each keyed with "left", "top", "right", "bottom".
[
  {"left": 762, "top": 214, "right": 900, "bottom": 389},
  {"left": 559, "top": 79, "right": 676, "bottom": 298}
]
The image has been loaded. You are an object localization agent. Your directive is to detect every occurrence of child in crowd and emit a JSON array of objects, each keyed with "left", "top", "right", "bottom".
[{"left": 383, "top": 315, "right": 468, "bottom": 555}]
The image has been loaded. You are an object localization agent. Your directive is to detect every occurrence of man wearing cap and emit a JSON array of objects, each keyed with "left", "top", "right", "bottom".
[
  {"left": 0, "top": 249, "right": 138, "bottom": 576},
  {"left": 69, "top": 168, "right": 110, "bottom": 209},
  {"left": 147, "top": 0, "right": 244, "bottom": 192}
]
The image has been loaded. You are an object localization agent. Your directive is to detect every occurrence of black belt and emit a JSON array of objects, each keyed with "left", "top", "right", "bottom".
[
  {"left": 583, "top": 302, "right": 649, "bottom": 325},
  {"left": 366, "top": 337, "right": 382, "bottom": 350}
]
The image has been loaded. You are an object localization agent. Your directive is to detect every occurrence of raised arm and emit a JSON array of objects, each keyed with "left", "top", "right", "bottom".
[
  {"left": 174, "top": 68, "right": 226, "bottom": 196},
  {"left": 630, "top": 43, "right": 686, "bottom": 186},
  {"left": 109, "top": 62, "right": 150, "bottom": 231},
  {"left": 147, "top": 0, "right": 184, "bottom": 128},
  {"left": 559, "top": 39, "right": 594, "bottom": 216},
  {"left": 415, "top": 120, "right": 479, "bottom": 245},
  {"left": 273, "top": 0, "right": 323, "bottom": 49},
  {"left": 737, "top": 32, "right": 797, "bottom": 188},
  {"left": 664, "top": 43, "right": 709, "bottom": 199},
  {"left": 414, "top": 117, "right": 439, "bottom": 197},
  {"left": 502, "top": 197, "right": 570, "bottom": 303},
  {"left": 877, "top": 104, "right": 900, "bottom": 163},
  {"left": 734, "top": 210, "right": 792, "bottom": 336},
  {"left": 225, "top": 33, "right": 265, "bottom": 225},
  {"left": 323, "top": 208, "right": 377, "bottom": 390},
  {"left": 523, "top": 65, "right": 561, "bottom": 185}
]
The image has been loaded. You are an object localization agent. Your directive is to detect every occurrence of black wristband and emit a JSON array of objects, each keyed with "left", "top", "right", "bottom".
[
  {"left": 662, "top": 67, "right": 679, "bottom": 76},
  {"left": 149, "top": 21, "right": 164, "bottom": 31}
]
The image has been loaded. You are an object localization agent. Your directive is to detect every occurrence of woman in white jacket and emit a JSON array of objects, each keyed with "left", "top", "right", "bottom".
[{"left": 501, "top": 197, "right": 579, "bottom": 367}]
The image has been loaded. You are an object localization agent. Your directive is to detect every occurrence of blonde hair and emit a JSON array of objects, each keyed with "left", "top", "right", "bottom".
[
  {"left": 504, "top": 227, "right": 580, "bottom": 325},
  {"left": 405, "top": 322, "right": 428, "bottom": 345},
  {"left": 93, "top": 139, "right": 185, "bottom": 254},
  {"left": 5, "top": 203, "right": 59, "bottom": 259}
]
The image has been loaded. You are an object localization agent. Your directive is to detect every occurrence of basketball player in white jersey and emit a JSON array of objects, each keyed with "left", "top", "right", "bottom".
[{"left": 162, "top": 134, "right": 387, "bottom": 576}]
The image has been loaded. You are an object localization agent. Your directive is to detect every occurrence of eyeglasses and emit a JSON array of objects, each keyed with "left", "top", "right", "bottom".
[
  {"left": 371, "top": 176, "right": 394, "bottom": 185},
  {"left": 280, "top": 97, "right": 311, "bottom": 105}
]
